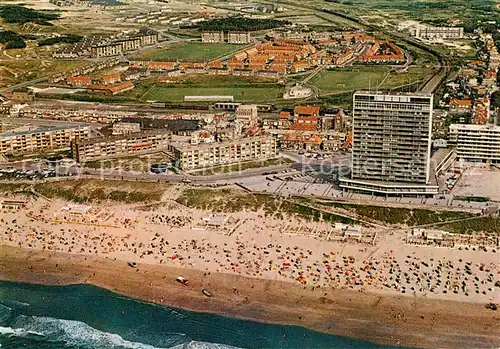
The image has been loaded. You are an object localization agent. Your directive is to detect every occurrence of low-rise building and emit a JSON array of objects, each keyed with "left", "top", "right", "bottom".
[
  {"left": 102, "top": 73, "right": 122, "bottom": 85},
  {"left": 67, "top": 76, "right": 92, "bottom": 87},
  {"left": 89, "top": 81, "right": 134, "bottom": 95},
  {"left": 2, "top": 91, "right": 35, "bottom": 102},
  {"left": 449, "top": 98, "right": 472, "bottom": 114},
  {"left": 415, "top": 26, "right": 464, "bottom": 40},
  {"left": 0, "top": 125, "right": 91, "bottom": 155},
  {"left": 71, "top": 130, "right": 172, "bottom": 162},
  {"left": 172, "top": 136, "right": 277, "bottom": 170},
  {"left": 294, "top": 106, "right": 320, "bottom": 118},
  {"left": 0, "top": 199, "right": 27, "bottom": 210}
]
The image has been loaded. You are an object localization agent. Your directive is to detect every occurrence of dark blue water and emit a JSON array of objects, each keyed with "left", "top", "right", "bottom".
[{"left": 0, "top": 281, "right": 405, "bottom": 349}]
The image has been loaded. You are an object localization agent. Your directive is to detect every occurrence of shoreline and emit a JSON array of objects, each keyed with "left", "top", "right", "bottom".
[{"left": 1, "top": 246, "right": 499, "bottom": 349}]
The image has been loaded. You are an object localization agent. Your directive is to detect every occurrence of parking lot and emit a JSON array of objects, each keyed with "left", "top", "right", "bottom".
[
  {"left": 236, "top": 170, "right": 490, "bottom": 213},
  {"left": 452, "top": 165, "right": 500, "bottom": 202}
]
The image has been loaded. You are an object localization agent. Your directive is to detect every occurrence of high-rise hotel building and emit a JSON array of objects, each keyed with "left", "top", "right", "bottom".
[{"left": 340, "top": 91, "right": 439, "bottom": 195}]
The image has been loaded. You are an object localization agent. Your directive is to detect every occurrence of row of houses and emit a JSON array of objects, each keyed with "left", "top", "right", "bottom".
[{"left": 49, "top": 58, "right": 121, "bottom": 84}]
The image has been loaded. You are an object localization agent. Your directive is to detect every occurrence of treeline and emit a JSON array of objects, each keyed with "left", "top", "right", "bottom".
[
  {"left": 0, "top": 30, "right": 26, "bottom": 49},
  {"left": 38, "top": 34, "right": 82, "bottom": 46},
  {"left": 193, "top": 17, "right": 289, "bottom": 32},
  {"left": 0, "top": 5, "right": 59, "bottom": 26},
  {"left": 324, "top": 0, "right": 355, "bottom": 5}
]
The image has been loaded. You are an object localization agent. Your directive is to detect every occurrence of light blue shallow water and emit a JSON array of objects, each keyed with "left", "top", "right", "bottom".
[{"left": 0, "top": 281, "right": 408, "bottom": 349}]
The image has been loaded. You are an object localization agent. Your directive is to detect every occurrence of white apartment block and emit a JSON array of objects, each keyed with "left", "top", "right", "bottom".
[
  {"left": 228, "top": 32, "right": 251, "bottom": 44},
  {"left": 449, "top": 124, "right": 500, "bottom": 163},
  {"left": 172, "top": 136, "right": 277, "bottom": 170},
  {"left": 91, "top": 43, "right": 123, "bottom": 58},
  {"left": 0, "top": 125, "right": 91, "bottom": 155},
  {"left": 340, "top": 91, "right": 438, "bottom": 196},
  {"left": 91, "top": 32, "right": 159, "bottom": 58},
  {"left": 72, "top": 130, "right": 171, "bottom": 162},
  {"left": 415, "top": 26, "right": 464, "bottom": 40},
  {"left": 202, "top": 32, "right": 224, "bottom": 43}
]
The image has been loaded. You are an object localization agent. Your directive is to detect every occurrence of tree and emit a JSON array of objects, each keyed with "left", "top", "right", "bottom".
[{"left": 491, "top": 91, "right": 500, "bottom": 109}]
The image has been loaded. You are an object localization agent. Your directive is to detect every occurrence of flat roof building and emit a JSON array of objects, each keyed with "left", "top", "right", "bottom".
[
  {"left": 340, "top": 91, "right": 438, "bottom": 196},
  {"left": 415, "top": 26, "right": 464, "bottom": 40},
  {"left": 172, "top": 136, "right": 277, "bottom": 170},
  {"left": 71, "top": 129, "right": 171, "bottom": 162},
  {"left": 112, "top": 122, "right": 141, "bottom": 135},
  {"left": 449, "top": 124, "right": 500, "bottom": 163},
  {"left": 0, "top": 125, "right": 91, "bottom": 155}
]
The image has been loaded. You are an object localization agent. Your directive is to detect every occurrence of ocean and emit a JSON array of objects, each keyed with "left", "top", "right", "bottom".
[{"left": 0, "top": 281, "right": 404, "bottom": 349}]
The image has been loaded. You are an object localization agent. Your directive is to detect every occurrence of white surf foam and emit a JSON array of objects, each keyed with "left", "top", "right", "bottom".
[
  {"left": 3, "top": 314, "right": 242, "bottom": 349},
  {"left": 10, "top": 315, "right": 239, "bottom": 349},
  {"left": 0, "top": 326, "right": 44, "bottom": 337},
  {"left": 12, "top": 315, "right": 170, "bottom": 349},
  {"left": 170, "top": 341, "right": 242, "bottom": 349}
]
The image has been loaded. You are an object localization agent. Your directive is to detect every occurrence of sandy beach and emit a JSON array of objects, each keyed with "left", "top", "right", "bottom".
[{"left": 0, "top": 194, "right": 499, "bottom": 348}]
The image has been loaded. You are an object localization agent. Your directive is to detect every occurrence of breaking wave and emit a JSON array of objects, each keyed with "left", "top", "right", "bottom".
[{"left": 1, "top": 313, "right": 240, "bottom": 349}]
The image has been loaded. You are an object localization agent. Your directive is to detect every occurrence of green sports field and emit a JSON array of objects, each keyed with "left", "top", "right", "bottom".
[
  {"left": 141, "top": 86, "right": 281, "bottom": 103},
  {"left": 310, "top": 66, "right": 437, "bottom": 93},
  {"left": 310, "top": 67, "right": 390, "bottom": 92},
  {"left": 138, "top": 43, "right": 243, "bottom": 61}
]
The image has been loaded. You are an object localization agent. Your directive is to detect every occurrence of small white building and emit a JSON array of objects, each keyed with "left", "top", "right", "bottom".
[{"left": 202, "top": 214, "right": 229, "bottom": 228}]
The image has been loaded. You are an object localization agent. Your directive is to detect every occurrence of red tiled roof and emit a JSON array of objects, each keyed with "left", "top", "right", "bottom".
[
  {"left": 294, "top": 106, "right": 319, "bottom": 116},
  {"left": 280, "top": 111, "right": 291, "bottom": 119},
  {"left": 290, "top": 124, "right": 317, "bottom": 131},
  {"left": 450, "top": 98, "right": 472, "bottom": 106}
]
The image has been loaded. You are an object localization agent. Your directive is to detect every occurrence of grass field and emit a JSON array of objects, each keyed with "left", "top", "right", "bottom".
[
  {"left": 310, "top": 66, "right": 437, "bottom": 94},
  {"left": 136, "top": 43, "right": 243, "bottom": 62},
  {"left": 317, "top": 0, "right": 496, "bottom": 29},
  {"left": 382, "top": 66, "right": 437, "bottom": 89},
  {"left": 310, "top": 67, "right": 390, "bottom": 93},
  {"left": 141, "top": 85, "right": 281, "bottom": 102},
  {"left": 190, "top": 157, "right": 294, "bottom": 176}
]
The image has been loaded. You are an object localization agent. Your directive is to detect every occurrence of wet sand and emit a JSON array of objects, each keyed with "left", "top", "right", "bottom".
[{"left": 1, "top": 246, "right": 499, "bottom": 349}]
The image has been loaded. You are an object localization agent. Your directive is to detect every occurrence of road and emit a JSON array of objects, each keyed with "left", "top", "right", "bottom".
[
  {"left": 0, "top": 152, "right": 351, "bottom": 184},
  {"left": 0, "top": 77, "right": 48, "bottom": 93},
  {"left": 420, "top": 69, "right": 447, "bottom": 93}
]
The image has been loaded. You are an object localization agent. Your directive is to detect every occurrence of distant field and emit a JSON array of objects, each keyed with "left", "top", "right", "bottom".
[
  {"left": 0, "top": 59, "right": 88, "bottom": 88},
  {"left": 137, "top": 43, "right": 243, "bottom": 61},
  {"left": 383, "top": 66, "right": 437, "bottom": 89},
  {"left": 142, "top": 86, "right": 281, "bottom": 103},
  {"left": 317, "top": 0, "right": 496, "bottom": 28},
  {"left": 310, "top": 67, "right": 390, "bottom": 93},
  {"left": 310, "top": 66, "right": 437, "bottom": 94}
]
